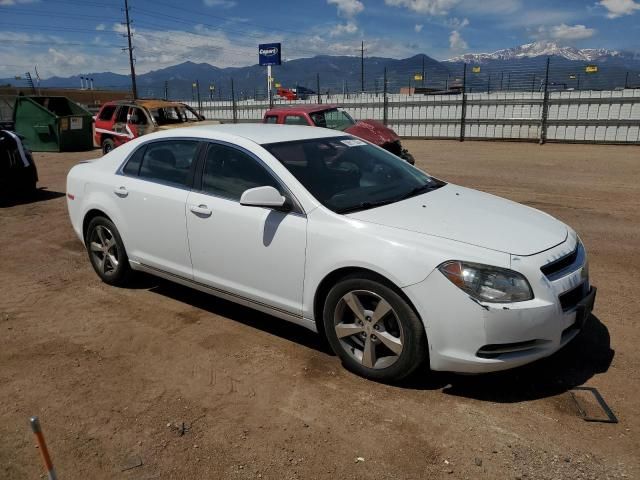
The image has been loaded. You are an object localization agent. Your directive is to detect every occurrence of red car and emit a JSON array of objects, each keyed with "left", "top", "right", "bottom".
[
  {"left": 263, "top": 104, "right": 414, "bottom": 164},
  {"left": 94, "top": 99, "right": 215, "bottom": 154}
]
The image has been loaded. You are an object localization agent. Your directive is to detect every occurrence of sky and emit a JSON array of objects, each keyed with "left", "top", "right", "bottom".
[{"left": 1, "top": 0, "right": 639, "bottom": 78}]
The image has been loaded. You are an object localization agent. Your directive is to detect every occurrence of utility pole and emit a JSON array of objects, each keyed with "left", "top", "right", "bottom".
[
  {"left": 123, "top": 0, "right": 138, "bottom": 99},
  {"left": 361, "top": 41, "right": 364, "bottom": 92},
  {"left": 421, "top": 55, "right": 425, "bottom": 88}
]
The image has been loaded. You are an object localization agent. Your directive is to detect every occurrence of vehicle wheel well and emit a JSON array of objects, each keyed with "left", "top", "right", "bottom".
[
  {"left": 82, "top": 209, "right": 112, "bottom": 243},
  {"left": 313, "top": 267, "right": 423, "bottom": 338}
]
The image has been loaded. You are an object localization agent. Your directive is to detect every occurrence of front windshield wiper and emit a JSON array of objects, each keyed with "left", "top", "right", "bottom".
[
  {"left": 396, "top": 182, "right": 444, "bottom": 201},
  {"left": 336, "top": 199, "right": 399, "bottom": 214}
]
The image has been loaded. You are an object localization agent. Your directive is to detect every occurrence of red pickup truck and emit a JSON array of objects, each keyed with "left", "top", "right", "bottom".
[{"left": 263, "top": 104, "right": 414, "bottom": 164}]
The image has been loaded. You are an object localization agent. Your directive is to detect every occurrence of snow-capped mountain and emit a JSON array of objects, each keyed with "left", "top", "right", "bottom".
[{"left": 445, "top": 41, "right": 626, "bottom": 64}]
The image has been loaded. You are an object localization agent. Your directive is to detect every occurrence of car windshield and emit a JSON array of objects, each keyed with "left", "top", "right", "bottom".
[
  {"left": 309, "top": 109, "right": 356, "bottom": 131},
  {"left": 263, "top": 136, "right": 445, "bottom": 214},
  {"left": 150, "top": 106, "right": 202, "bottom": 125}
]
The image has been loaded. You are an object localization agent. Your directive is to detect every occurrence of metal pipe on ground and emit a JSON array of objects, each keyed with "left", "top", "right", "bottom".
[{"left": 30, "top": 416, "right": 57, "bottom": 480}]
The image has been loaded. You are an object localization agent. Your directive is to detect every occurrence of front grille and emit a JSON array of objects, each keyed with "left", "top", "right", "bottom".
[
  {"left": 559, "top": 283, "right": 588, "bottom": 311},
  {"left": 541, "top": 246, "right": 579, "bottom": 278}
]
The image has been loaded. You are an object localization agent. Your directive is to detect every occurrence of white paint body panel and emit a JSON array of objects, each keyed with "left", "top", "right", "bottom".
[{"left": 67, "top": 124, "right": 592, "bottom": 374}]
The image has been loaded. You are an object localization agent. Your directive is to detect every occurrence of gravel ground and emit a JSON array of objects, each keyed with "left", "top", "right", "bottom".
[{"left": 0, "top": 139, "right": 638, "bottom": 479}]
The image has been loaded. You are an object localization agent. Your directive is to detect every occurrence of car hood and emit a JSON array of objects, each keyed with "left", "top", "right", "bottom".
[
  {"left": 344, "top": 120, "right": 399, "bottom": 146},
  {"left": 346, "top": 184, "right": 568, "bottom": 256}
]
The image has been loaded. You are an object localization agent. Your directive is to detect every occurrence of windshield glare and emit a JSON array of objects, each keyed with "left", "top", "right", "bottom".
[
  {"left": 264, "top": 137, "right": 444, "bottom": 213},
  {"left": 310, "top": 109, "right": 356, "bottom": 131}
]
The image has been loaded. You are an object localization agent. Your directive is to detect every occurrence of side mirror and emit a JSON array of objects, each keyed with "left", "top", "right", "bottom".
[{"left": 240, "top": 186, "right": 290, "bottom": 211}]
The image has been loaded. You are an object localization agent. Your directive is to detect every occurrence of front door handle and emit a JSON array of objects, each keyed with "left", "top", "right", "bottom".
[
  {"left": 113, "top": 186, "right": 128, "bottom": 197},
  {"left": 189, "top": 204, "right": 212, "bottom": 217}
]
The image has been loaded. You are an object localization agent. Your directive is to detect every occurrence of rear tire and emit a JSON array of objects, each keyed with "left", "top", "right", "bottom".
[
  {"left": 85, "top": 216, "right": 131, "bottom": 286},
  {"left": 322, "top": 274, "right": 427, "bottom": 382},
  {"left": 102, "top": 138, "right": 115, "bottom": 155}
]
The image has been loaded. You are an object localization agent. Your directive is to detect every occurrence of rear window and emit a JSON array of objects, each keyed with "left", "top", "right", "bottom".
[
  {"left": 137, "top": 140, "right": 199, "bottom": 187},
  {"left": 284, "top": 115, "right": 308, "bottom": 126},
  {"left": 98, "top": 105, "right": 116, "bottom": 121},
  {"left": 264, "top": 115, "right": 278, "bottom": 124}
]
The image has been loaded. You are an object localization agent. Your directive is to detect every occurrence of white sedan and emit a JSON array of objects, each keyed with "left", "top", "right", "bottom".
[{"left": 67, "top": 124, "right": 596, "bottom": 381}]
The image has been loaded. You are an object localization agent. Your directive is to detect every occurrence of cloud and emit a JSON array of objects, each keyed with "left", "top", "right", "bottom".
[
  {"left": 203, "top": 0, "right": 237, "bottom": 8},
  {"left": 446, "top": 17, "right": 469, "bottom": 28},
  {"left": 330, "top": 22, "right": 359, "bottom": 36},
  {"left": 95, "top": 24, "right": 106, "bottom": 31},
  {"left": 384, "top": 0, "right": 460, "bottom": 16},
  {"left": 414, "top": 24, "right": 423, "bottom": 32},
  {"left": 0, "top": 0, "right": 39, "bottom": 5},
  {"left": 459, "top": 0, "right": 521, "bottom": 15},
  {"left": 598, "top": 0, "right": 640, "bottom": 18},
  {"left": 543, "top": 23, "right": 597, "bottom": 40},
  {"left": 449, "top": 30, "right": 468, "bottom": 50},
  {"left": 327, "top": 0, "right": 364, "bottom": 17}
]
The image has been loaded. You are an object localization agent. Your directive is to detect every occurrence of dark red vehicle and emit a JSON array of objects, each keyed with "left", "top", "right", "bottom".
[{"left": 263, "top": 104, "right": 414, "bottom": 164}]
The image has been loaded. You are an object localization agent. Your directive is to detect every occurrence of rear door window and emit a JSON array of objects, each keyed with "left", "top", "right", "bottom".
[
  {"left": 115, "top": 106, "right": 129, "bottom": 123},
  {"left": 264, "top": 115, "right": 278, "bottom": 124},
  {"left": 137, "top": 140, "right": 199, "bottom": 188},
  {"left": 98, "top": 105, "right": 116, "bottom": 121}
]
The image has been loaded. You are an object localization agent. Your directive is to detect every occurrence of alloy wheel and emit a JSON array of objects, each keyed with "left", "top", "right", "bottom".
[
  {"left": 333, "top": 290, "right": 404, "bottom": 369},
  {"left": 89, "top": 225, "right": 119, "bottom": 275}
]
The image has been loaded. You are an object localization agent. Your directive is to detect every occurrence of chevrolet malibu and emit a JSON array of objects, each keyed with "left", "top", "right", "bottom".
[{"left": 66, "top": 124, "right": 596, "bottom": 381}]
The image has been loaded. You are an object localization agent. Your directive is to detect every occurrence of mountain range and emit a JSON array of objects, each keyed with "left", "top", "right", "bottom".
[
  {"left": 445, "top": 41, "right": 637, "bottom": 63},
  {"left": 2, "top": 42, "right": 639, "bottom": 99}
]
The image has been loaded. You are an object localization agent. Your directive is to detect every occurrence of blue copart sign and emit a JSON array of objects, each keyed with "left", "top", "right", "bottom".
[{"left": 259, "top": 43, "right": 281, "bottom": 66}]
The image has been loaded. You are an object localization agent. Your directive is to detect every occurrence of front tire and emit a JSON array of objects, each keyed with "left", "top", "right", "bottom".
[
  {"left": 323, "top": 274, "right": 427, "bottom": 382},
  {"left": 86, "top": 216, "right": 131, "bottom": 286}
]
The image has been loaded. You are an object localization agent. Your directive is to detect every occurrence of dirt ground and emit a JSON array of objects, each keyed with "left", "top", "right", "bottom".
[{"left": 1, "top": 139, "right": 639, "bottom": 480}]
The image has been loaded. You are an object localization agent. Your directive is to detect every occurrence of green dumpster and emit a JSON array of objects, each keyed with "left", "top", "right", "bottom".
[{"left": 13, "top": 96, "right": 94, "bottom": 152}]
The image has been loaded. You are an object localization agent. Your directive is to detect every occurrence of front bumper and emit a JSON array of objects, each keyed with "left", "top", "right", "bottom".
[{"left": 403, "top": 235, "right": 595, "bottom": 373}]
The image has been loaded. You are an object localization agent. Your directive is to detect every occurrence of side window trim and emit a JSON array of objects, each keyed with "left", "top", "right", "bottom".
[{"left": 194, "top": 140, "right": 305, "bottom": 215}]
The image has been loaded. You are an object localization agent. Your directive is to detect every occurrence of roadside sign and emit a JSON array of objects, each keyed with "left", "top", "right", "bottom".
[
  {"left": 414, "top": 73, "right": 423, "bottom": 81},
  {"left": 585, "top": 65, "right": 598, "bottom": 74},
  {"left": 275, "top": 82, "right": 281, "bottom": 88},
  {"left": 472, "top": 66, "right": 481, "bottom": 73},
  {"left": 259, "top": 43, "right": 282, "bottom": 66},
  {"left": 569, "top": 74, "right": 577, "bottom": 80}
]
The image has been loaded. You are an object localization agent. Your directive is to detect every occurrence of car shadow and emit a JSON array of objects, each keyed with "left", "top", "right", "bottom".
[
  {"left": 130, "top": 272, "right": 613, "bottom": 402},
  {"left": 0, "top": 188, "right": 65, "bottom": 208},
  {"left": 399, "top": 313, "right": 614, "bottom": 403},
  {"left": 143, "top": 274, "right": 333, "bottom": 355}
]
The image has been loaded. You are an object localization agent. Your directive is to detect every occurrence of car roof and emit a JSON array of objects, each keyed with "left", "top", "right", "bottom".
[
  {"left": 266, "top": 104, "right": 340, "bottom": 114},
  {"left": 102, "top": 99, "right": 188, "bottom": 109},
  {"left": 148, "top": 123, "right": 348, "bottom": 145}
]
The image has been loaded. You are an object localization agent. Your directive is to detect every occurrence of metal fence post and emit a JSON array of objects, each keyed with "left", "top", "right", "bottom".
[
  {"left": 540, "top": 57, "right": 550, "bottom": 145},
  {"left": 316, "top": 73, "right": 321, "bottom": 104},
  {"left": 231, "top": 78, "right": 237, "bottom": 124},
  {"left": 383, "top": 67, "right": 388, "bottom": 126},
  {"left": 460, "top": 63, "right": 467, "bottom": 142},
  {"left": 196, "top": 79, "right": 202, "bottom": 116}
]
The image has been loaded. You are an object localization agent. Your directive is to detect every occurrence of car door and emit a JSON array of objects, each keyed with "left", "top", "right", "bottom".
[
  {"left": 115, "top": 138, "right": 202, "bottom": 278},
  {"left": 186, "top": 142, "right": 307, "bottom": 316}
]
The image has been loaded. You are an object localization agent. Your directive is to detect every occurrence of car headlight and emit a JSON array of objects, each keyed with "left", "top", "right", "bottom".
[{"left": 438, "top": 261, "right": 533, "bottom": 303}]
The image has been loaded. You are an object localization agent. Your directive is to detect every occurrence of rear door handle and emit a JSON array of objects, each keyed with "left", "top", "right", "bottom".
[
  {"left": 189, "top": 204, "right": 212, "bottom": 217},
  {"left": 113, "top": 186, "right": 128, "bottom": 197}
]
